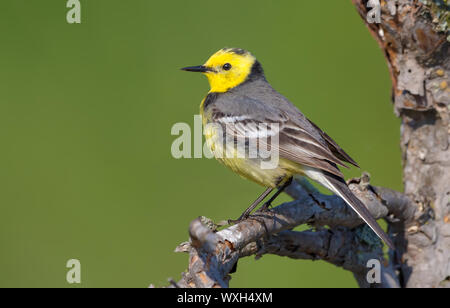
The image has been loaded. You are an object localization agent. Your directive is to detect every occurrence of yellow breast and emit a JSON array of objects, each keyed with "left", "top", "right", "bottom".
[{"left": 201, "top": 107, "right": 299, "bottom": 187}]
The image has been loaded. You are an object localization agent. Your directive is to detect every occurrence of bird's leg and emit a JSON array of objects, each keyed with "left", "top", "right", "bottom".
[
  {"left": 228, "top": 187, "right": 273, "bottom": 224},
  {"left": 259, "top": 177, "right": 293, "bottom": 212}
]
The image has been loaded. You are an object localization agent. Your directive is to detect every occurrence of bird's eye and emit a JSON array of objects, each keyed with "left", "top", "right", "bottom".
[{"left": 222, "top": 63, "right": 232, "bottom": 71}]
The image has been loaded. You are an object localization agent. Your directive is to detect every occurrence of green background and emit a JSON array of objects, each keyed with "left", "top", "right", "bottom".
[{"left": 0, "top": 0, "right": 401, "bottom": 288}]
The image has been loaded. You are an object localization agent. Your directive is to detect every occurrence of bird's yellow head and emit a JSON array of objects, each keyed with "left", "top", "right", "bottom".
[{"left": 182, "top": 48, "right": 264, "bottom": 93}]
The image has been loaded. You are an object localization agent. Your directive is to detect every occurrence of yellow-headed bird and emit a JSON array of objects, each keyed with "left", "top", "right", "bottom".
[{"left": 182, "top": 48, "right": 394, "bottom": 250}]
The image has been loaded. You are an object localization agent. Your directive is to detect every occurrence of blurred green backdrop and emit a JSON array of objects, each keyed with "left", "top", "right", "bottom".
[{"left": 0, "top": 0, "right": 401, "bottom": 287}]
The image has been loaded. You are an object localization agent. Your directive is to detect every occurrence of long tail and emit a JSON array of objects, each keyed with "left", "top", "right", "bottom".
[{"left": 301, "top": 168, "right": 395, "bottom": 250}]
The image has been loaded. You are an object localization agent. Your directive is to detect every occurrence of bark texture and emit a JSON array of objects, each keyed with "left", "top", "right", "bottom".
[{"left": 353, "top": 0, "right": 449, "bottom": 288}]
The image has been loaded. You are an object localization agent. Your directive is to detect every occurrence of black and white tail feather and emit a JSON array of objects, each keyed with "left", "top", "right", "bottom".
[{"left": 302, "top": 167, "right": 395, "bottom": 250}]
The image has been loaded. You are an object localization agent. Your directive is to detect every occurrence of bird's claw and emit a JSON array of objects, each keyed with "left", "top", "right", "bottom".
[
  {"left": 227, "top": 216, "right": 246, "bottom": 225},
  {"left": 259, "top": 202, "right": 272, "bottom": 213}
]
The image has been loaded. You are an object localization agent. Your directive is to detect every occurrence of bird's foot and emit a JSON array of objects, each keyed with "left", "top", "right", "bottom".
[
  {"left": 258, "top": 201, "right": 273, "bottom": 213},
  {"left": 227, "top": 214, "right": 248, "bottom": 225}
]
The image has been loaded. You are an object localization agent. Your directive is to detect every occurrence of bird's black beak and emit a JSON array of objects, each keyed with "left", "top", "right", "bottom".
[{"left": 181, "top": 65, "right": 212, "bottom": 73}]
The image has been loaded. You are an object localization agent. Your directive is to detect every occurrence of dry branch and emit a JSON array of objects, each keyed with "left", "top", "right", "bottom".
[{"left": 172, "top": 175, "right": 410, "bottom": 288}]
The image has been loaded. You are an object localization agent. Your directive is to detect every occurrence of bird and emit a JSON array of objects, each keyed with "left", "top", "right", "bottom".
[{"left": 181, "top": 47, "right": 394, "bottom": 250}]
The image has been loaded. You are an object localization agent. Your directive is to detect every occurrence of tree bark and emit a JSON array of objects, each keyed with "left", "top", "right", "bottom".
[{"left": 353, "top": 0, "right": 449, "bottom": 288}]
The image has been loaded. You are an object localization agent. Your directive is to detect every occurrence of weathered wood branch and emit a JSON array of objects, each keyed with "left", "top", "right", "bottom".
[{"left": 171, "top": 175, "right": 410, "bottom": 288}]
